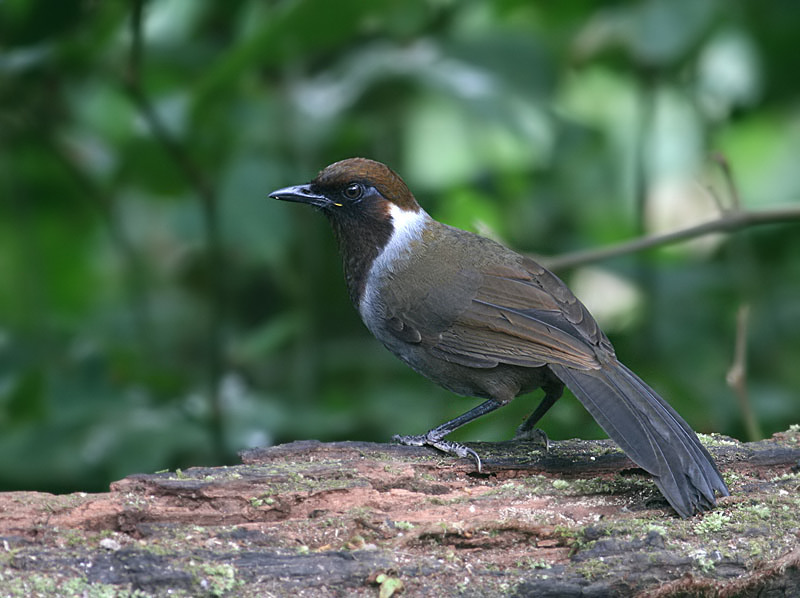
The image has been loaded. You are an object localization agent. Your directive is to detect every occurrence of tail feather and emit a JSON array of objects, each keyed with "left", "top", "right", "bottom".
[{"left": 549, "top": 360, "right": 729, "bottom": 518}]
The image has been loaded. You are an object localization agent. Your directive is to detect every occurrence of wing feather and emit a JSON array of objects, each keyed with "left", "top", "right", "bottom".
[{"left": 391, "top": 259, "right": 610, "bottom": 371}]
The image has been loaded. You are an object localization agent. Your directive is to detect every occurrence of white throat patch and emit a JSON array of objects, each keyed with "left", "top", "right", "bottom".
[
  {"left": 358, "top": 204, "right": 429, "bottom": 320},
  {"left": 383, "top": 204, "right": 428, "bottom": 263}
]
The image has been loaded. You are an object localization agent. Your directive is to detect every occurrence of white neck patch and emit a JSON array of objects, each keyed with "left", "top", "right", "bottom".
[
  {"left": 358, "top": 204, "right": 429, "bottom": 319},
  {"left": 379, "top": 204, "right": 429, "bottom": 268}
]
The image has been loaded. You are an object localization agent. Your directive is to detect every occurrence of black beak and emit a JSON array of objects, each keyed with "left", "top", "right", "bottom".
[{"left": 269, "top": 184, "right": 338, "bottom": 209}]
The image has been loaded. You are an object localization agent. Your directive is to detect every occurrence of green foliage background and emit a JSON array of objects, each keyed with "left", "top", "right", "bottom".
[{"left": 1, "top": 0, "right": 799, "bottom": 493}]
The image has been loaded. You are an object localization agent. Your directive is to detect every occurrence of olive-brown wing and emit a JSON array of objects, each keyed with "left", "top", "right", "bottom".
[{"left": 426, "top": 262, "right": 606, "bottom": 370}]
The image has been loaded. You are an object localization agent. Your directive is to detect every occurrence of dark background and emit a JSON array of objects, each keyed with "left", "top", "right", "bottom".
[{"left": 2, "top": 0, "right": 799, "bottom": 493}]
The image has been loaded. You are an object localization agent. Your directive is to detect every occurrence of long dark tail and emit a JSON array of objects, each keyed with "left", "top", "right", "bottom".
[{"left": 549, "top": 360, "right": 729, "bottom": 518}]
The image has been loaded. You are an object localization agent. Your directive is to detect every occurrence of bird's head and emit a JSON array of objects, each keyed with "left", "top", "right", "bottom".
[
  {"left": 269, "top": 157, "right": 421, "bottom": 218},
  {"left": 269, "top": 158, "right": 431, "bottom": 305}
]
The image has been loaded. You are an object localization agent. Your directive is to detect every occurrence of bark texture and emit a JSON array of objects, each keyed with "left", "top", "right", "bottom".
[{"left": 1, "top": 429, "right": 799, "bottom": 597}]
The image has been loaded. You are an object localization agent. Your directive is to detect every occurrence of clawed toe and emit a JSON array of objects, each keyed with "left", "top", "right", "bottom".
[
  {"left": 513, "top": 426, "right": 550, "bottom": 451},
  {"left": 392, "top": 434, "right": 482, "bottom": 471}
]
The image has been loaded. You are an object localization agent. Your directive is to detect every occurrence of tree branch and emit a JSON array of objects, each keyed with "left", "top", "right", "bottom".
[{"left": 542, "top": 204, "right": 800, "bottom": 271}]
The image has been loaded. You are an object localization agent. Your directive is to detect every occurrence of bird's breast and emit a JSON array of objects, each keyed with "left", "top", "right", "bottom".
[
  {"left": 358, "top": 225, "right": 489, "bottom": 345},
  {"left": 357, "top": 208, "right": 430, "bottom": 325}
]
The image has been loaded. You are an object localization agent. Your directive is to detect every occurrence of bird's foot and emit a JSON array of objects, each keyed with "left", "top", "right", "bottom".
[
  {"left": 513, "top": 426, "right": 550, "bottom": 451},
  {"left": 392, "top": 433, "right": 482, "bottom": 472}
]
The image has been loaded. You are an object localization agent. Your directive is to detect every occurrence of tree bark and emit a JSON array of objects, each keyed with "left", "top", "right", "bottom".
[{"left": 1, "top": 430, "right": 799, "bottom": 597}]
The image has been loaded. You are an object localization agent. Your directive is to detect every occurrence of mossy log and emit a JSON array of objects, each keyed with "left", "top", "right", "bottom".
[{"left": 1, "top": 428, "right": 799, "bottom": 597}]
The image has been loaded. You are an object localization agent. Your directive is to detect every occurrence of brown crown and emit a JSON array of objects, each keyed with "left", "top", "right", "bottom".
[{"left": 313, "top": 158, "right": 420, "bottom": 211}]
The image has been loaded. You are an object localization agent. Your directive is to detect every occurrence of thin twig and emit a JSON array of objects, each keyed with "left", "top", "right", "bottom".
[
  {"left": 632, "top": 70, "right": 657, "bottom": 352},
  {"left": 125, "top": 85, "right": 216, "bottom": 203},
  {"left": 717, "top": 155, "right": 762, "bottom": 441},
  {"left": 705, "top": 184, "right": 728, "bottom": 214},
  {"left": 126, "top": 0, "right": 227, "bottom": 459},
  {"left": 541, "top": 204, "right": 800, "bottom": 271},
  {"left": 128, "top": 0, "right": 143, "bottom": 85},
  {"left": 634, "top": 69, "right": 656, "bottom": 237},
  {"left": 712, "top": 152, "right": 742, "bottom": 210},
  {"left": 726, "top": 304, "right": 762, "bottom": 441}
]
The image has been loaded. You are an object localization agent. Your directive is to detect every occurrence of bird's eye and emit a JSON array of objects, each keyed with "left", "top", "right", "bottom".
[{"left": 343, "top": 183, "right": 363, "bottom": 200}]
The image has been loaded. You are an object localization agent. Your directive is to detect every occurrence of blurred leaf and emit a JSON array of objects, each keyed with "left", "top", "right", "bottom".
[
  {"left": 0, "top": 0, "right": 86, "bottom": 46},
  {"left": 445, "top": 31, "right": 555, "bottom": 99},
  {"left": 235, "top": 312, "right": 305, "bottom": 362},
  {"left": 0, "top": 369, "right": 46, "bottom": 424},
  {"left": 575, "top": 0, "right": 719, "bottom": 67}
]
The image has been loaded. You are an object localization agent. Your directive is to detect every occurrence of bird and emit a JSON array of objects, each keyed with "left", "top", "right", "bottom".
[{"left": 269, "top": 157, "right": 729, "bottom": 518}]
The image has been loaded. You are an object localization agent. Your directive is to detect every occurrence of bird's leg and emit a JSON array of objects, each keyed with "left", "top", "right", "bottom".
[
  {"left": 513, "top": 380, "right": 565, "bottom": 450},
  {"left": 392, "top": 398, "right": 504, "bottom": 472}
]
